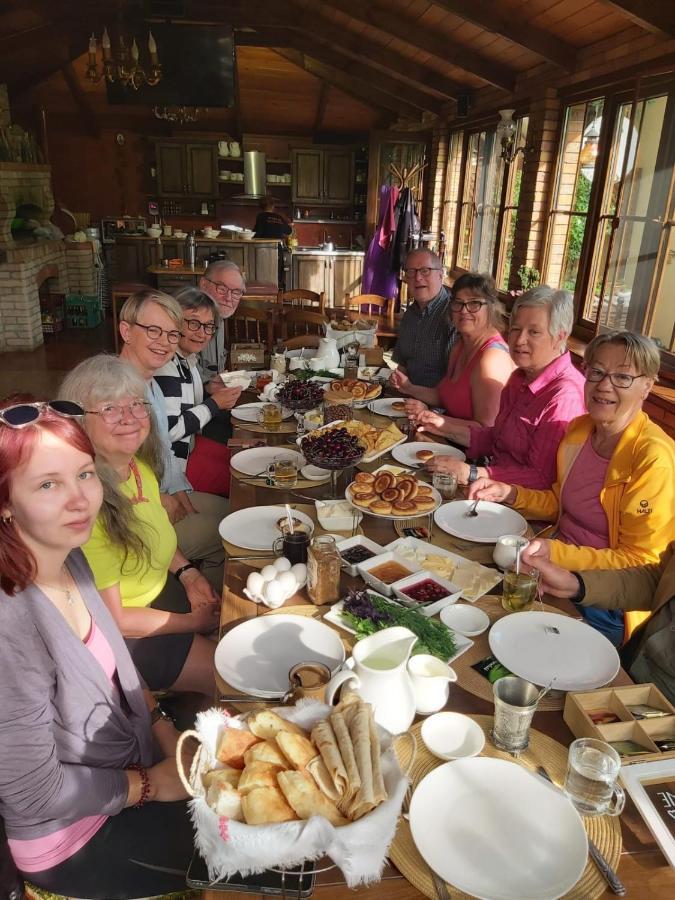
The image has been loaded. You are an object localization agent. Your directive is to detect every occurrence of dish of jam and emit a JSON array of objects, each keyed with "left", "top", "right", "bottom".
[
  {"left": 401, "top": 578, "right": 448, "bottom": 603},
  {"left": 341, "top": 545, "right": 376, "bottom": 565},
  {"left": 368, "top": 561, "right": 413, "bottom": 584}
]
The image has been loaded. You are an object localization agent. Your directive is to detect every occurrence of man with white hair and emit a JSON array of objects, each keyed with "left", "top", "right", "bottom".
[{"left": 197, "top": 259, "right": 246, "bottom": 380}]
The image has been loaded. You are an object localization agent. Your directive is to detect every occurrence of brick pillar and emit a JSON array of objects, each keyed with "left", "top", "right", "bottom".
[
  {"left": 509, "top": 89, "right": 560, "bottom": 289},
  {"left": 423, "top": 121, "right": 449, "bottom": 239}
]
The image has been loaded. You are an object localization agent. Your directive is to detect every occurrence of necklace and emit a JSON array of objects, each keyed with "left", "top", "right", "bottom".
[{"left": 36, "top": 565, "right": 74, "bottom": 606}]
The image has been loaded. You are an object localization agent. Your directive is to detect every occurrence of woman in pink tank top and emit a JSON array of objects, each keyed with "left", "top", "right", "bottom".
[{"left": 399, "top": 273, "right": 514, "bottom": 434}]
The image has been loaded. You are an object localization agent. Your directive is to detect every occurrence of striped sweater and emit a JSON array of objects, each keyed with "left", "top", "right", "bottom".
[{"left": 153, "top": 352, "right": 220, "bottom": 469}]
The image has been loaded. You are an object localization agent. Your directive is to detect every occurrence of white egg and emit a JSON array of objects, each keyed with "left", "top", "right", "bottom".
[
  {"left": 276, "top": 571, "right": 297, "bottom": 597},
  {"left": 263, "top": 580, "right": 285, "bottom": 609},
  {"left": 290, "top": 562, "right": 307, "bottom": 584},
  {"left": 246, "top": 572, "right": 265, "bottom": 597},
  {"left": 261, "top": 564, "right": 278, "bottom": 583},
  {"left": 273, "top": 556, "right": 292, "bottom": 573}
]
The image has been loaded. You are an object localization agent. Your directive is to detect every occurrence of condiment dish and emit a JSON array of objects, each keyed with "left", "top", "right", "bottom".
[
  {"left": 440, "top": 603, "right": 490, "bottom": 636},
  {"left": 421, "top": 712, "right": 486, "bottom": 760}
]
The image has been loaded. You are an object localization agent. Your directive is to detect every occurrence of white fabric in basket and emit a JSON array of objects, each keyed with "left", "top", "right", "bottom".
[{"left": 188, "top": 701, "right": 408, "bottom": 887}]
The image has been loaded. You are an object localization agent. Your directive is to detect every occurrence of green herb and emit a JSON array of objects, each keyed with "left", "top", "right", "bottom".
[
  {"left": 341, "top": 590, "right": 457, "bottom": 660},
  {"left": 292, "top": 369, "right": 338, "bottom": 381}
]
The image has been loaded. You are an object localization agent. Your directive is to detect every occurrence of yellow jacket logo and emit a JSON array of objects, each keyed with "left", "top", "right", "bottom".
[{"left": 636, "top": 499, "right": 652, "bottom": 515}]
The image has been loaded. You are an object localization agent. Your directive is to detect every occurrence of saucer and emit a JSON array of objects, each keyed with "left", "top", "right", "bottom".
[{"left": 421, "top": 712, "right": 485, "bottom": 760}]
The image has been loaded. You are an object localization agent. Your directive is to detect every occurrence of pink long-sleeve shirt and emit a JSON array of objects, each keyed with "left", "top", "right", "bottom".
[{"left": 468, "top": 351, "right": 586, "bottom": 489}]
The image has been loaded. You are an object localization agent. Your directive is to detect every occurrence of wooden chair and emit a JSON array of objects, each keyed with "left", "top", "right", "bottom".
[
  {"left": 110, "top": 281, "right": 151, "bottom": 352},
  {"left": 243, "top": 281, "right": 279, "bottom": 302},
  {"left": 224, "top": 301, "right": 275, "bottom": 351},
  {"left": 282, "top": 333, "right": 322, "bottom": 351},
  {"left": 280, "top": 308, "right": 328, "bottom": 342},
  {"left": 344, "top": 293, "right": 391, "bottom": 316},
  {"left": 277, "top": 288, "right": 326, "bottom": 313}
]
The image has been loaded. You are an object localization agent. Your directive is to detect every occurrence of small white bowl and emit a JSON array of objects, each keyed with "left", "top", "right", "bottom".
[
  {"left": 336, "top": 535, "right": 385, "bottom": 577},
  {"left": 392, "top": 570, "right": 461, "bottom": 610},
  {"left": 356, "top": 551, "right": 419, "bottom": 597},
  {"left": 440, "top": 603, "right": 490, "bottom": 637},
  {"left": 421, "top": 712, "right": 486, "bottom": 760},
  {"left": 315, "top": 500, "right": 363, "bottom": 533}
]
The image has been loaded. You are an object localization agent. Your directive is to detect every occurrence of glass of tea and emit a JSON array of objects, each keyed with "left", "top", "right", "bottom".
[
  {"left": 501, "top": 567, "right": 540, "bottom": 612},
  {"left": 432, "top": 471, "right": 458, "bottom": 501},
  {"left": 563, "top": 738, "right": 625, "bottom": 817},
  {"left": 267, "top": 455, "right": 298, "bottom": 488},
  {"left": 257, "top": 402, "right": 283, "bottom": 431}
]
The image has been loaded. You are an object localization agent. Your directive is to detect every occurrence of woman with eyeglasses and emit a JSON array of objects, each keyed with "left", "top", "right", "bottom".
[
  {"left": 60, "top": 355, "right": 220, "bottom": 695},
  {"left": 469, "top": 331, "right": 675, "bottom": 646},
  {"left": 401, "top": 273, "right": 515, "bottom": 435},
  {"left": 154, "top": 288, "right": 242, "bottom": 497},
  {"left": 0, "top": 397, "right": 196, "bottom": 898}
]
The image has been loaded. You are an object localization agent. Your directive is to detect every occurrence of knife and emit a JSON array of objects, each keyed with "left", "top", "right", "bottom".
[{"left": 536, "top": 765, "right": 626, "bottom": 895}]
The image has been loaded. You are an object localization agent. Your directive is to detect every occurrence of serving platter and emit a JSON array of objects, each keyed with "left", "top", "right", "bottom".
[
  {"left": 345, "top": 482, "right": 442, "bottom": 520},
  {"left": 434, "top": 499, "right": 527, "bottom": 544}
]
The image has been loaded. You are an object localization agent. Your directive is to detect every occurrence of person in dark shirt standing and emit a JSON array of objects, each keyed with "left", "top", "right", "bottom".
[
  {"left": 391, "top": 249, "right": 457, "bottom": 388},
  {"left": 253, "top": 196, "right": 292, "bottom": 239}
]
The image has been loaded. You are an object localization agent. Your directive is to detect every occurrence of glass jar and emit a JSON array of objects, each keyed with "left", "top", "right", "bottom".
[
  {"left": 324, "top": 390, "right": 354, "bottom": 424},
  {"left": 306, "top": 535, "right": 341, "bottom": 606}
]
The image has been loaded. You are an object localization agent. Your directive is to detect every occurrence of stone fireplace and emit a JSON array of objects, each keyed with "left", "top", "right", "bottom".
[{"left": 0, "top": 162, "right": 70, "bottom": 351}]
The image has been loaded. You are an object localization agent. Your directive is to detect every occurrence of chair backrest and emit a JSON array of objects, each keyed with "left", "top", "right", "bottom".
[
  {"left": 282, "top": 334, "right": 322, "bottom": 351},
  {"left": 281, "top": 308, "right": 328, "bottom": 341},
  {"left": 344, "top": 293, "right": 391, "bottom": 316},
  {"left": 277, "top": 289, "right": 326, "bottom": 313},
  {"left": 224, "top": 302, "right": 275, "bottom": 350}
]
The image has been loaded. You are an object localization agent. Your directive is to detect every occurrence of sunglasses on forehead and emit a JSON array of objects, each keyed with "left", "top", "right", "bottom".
[{"left": 0, "top": 400, "right": 84, "bottom": 428}]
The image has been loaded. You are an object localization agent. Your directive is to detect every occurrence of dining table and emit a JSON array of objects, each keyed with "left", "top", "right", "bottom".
[{"left": 203, "top": 385, "right": 675, "bottom": 900}]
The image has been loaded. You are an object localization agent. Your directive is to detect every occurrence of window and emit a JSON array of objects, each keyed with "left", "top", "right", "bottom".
[
  {"left": 441, "top": 131, "right": 464, "bottom": 268},
  {"left": 456, "top": 128, "right": 505, "bottom": 272},
  {"left": 543, "top": 98, "right": 605, "bottom": 292},
  {"left": 496, "top": 116, "right": 529, "bottom": 290}
]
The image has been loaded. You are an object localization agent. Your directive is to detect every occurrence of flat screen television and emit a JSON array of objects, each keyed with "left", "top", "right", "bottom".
[{"left": 106, "top": 24, "right": 234, "bottom": 108}]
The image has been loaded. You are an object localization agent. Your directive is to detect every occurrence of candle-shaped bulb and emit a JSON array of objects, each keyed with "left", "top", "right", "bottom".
[
  {"left": 89, "top": 33, "right": 97, "bottom": 55},
  {"left": 102, "top": 28, "right": 111, "bottom": 49},
  {"left": 148, "top": 31, "right": 157, "bottom": 54},
  {"left": 131, "top": 38, "right": 139, "bottom": 62}
]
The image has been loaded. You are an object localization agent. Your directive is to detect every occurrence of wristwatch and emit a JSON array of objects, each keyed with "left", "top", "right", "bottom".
[
  {"left": 570, "top": 572, "right": 586, "bottom": 604},
  {"left": 467, "top": 463, "right": 479, "bottom": 484},
  {"left": 151, "top": 703, "right": 174, "bottom": 726},
  {"left": 174, "top": 562, "right": 197, "bottom": 581}
]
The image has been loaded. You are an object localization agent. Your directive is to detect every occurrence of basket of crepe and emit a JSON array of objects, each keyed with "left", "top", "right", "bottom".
[{"left": 176, "top": 694, "right": 408, "bottom": 887}]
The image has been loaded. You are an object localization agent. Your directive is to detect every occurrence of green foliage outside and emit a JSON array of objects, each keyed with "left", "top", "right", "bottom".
[{"left": 562, "top": 173, "right": 592, "bottom": 291}]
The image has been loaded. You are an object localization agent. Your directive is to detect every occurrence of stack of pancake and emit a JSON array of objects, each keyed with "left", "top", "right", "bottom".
[
  {"left": 326, "top": 379, "right": 382, "bottom": 402},
  {"left": 348, "top": 471, "right": 436, "bottom": 516}
]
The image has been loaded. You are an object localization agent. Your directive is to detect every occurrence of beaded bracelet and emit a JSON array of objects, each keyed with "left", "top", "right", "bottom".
[{"left": 129, "top": 764, "right": 151, "bottom": 807}]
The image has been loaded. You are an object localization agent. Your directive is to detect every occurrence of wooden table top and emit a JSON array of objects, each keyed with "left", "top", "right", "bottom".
[{"left": 206, "top": 398, "right": 675, "bottom": 899}]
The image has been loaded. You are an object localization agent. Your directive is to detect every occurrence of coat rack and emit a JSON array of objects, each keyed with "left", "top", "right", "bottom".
[{"left": 388, "top": 161, "right": 427, "bottom": 189}]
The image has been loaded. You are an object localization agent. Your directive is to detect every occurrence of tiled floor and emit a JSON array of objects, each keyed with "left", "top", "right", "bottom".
[{"left": 0, "top": 317, "right": 116, "bottom": 401}]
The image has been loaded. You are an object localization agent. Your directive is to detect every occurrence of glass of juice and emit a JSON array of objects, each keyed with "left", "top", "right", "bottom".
[
  {"left": 501, "top": 568, "right": 539, "bottom": 612},
  {"left": 258, "top": 402, "right": 283, "bottom": 431}
]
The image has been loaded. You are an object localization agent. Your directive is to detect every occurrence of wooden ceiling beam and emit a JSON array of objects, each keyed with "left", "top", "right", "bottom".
[
  {"left": 599, "top": 0, "right": 675, "bottom": 38},
  {"left": 60, "top": 62, "right": 100, "bottom": 138},
  {"left": 331, "top": 0, "right": 515, "bottom": 91},
  {"left": 430, "top": 0, "right": 576, "bottom": 70},
  {"left": 313, "top": 81, "right": 329, "bottom": 132}
]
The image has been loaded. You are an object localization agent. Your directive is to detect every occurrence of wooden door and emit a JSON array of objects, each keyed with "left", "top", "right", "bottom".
[
  {"left": 225, "top": 245, "right": 246, "bottom": 274},
  {"left": 332, "top": 255, "right": 364, "bottom": 306},
  {"left": 323, "top": 150, "right": 354, "bottom": 205},
  {"left": 292, "top": 149, "right": 323, "bottom": 203},
  {"left": 156, "top": 142, "right": 186, "bottom": 197},
  {"left": 251, "top": 245, "right": 279, "bottom": 286},
  {"left": 186, "top": 144, "right": 218, "bottom": 197},
  {"left": 292, "top": 255, "right": 328, "bottom": 296}
]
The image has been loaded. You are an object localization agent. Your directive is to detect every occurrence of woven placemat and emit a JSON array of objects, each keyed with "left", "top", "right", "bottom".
[
  {"left": 453, "top": 595, "right": 571, "bottom": 711},
  {"left": 232, "top": 418, "right": 298, "bottom": 434},
  {"left": 230, "top": 467, "right": 328, "bottom": 491},
  {"left": 391, "top": 716, "right": 622, "bottom": 900}
]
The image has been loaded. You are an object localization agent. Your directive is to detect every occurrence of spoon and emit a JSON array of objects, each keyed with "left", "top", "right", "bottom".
[
  {"left": 285, "top": 503, "right": 295, "bottom": 534},
  {"left": 535, "top": 678, "right": 556, "bottom": 704},
  {"left": 465, "top": 499, "right": 479, "bottom": 518}
]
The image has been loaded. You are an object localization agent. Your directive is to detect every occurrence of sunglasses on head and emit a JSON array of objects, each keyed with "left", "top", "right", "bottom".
[{"left": 0, "top": 400, "right": 84, "bottom": 428}]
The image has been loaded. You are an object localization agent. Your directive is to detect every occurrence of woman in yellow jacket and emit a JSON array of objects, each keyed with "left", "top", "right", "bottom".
[{"left": 470, "top": 331, "right": 675, "bottom": 645}]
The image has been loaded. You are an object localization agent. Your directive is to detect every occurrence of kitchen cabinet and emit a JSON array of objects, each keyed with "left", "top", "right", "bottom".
[
  {"left": 292, "top": 147, "right": 354, "bottom": 205},
  {"left": 155, "top": 141, "right": 218, "bottom": 199},
  {"left": 291, "top": 253, "right": 363, "bottom": 305}
]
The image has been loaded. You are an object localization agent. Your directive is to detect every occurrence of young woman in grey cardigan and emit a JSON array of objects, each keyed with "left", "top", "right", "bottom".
[{"left": 0, "top": 398, "right": 195, "bottom": 899}]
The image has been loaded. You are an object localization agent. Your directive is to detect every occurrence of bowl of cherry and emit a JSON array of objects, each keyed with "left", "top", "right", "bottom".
[
  {"left": 301, "top": 427, "right": 365, "bottom": 471},
  {"left": 276, "top": 379, "right": 326, "bottom": 412}
]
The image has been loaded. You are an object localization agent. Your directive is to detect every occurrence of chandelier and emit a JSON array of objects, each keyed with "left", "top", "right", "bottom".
[
  {"left": 86, "top": 27, "right": 162, "bottom": 89},
  {"left": 153, "top": 106, "right": 204, "bottom": 125}
]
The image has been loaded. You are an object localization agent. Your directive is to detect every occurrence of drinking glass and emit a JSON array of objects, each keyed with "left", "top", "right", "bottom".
[
  {"left": 258, "top": 402, "right": 283, "bottom": 431},
  {"left": 267, "top": 455, "right": 298, "bottom": 488},
  {"left": 492, "top": 676, "right": 540, "bottom": 752},
  {"left": 432, "top": 471, "right": 458, "bottom": 501},
  {"left": 273, "top": 531, "right": 310, "bottom": 565},
  {"left": 502, "top": 568, "right": 540, "bottom": 612},
  {"left": 563, "top": 738, "right": 625, "bottom": 817}
]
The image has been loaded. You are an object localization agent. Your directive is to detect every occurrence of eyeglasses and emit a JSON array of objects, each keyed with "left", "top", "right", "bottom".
[
  {"left": 404, "top": 267, "right": 442, "bottom": 278},
  {"left": 203, "top": 277, "right": 244, "bottom": 300},
  {"left": 85, "top": 400, "right": 151, "bottom": 425},
  {"left": 0, "top": 400, "right": 84, "bottom": 428},
  {"left": 584, "top": 366, "right": 647, "bottom": 390},
  {"left": 184, "top": 318, "right": 217, "bottom": 336},
  {"left": 132, "top": 322, "right": 182, "bottom": 344},
  {"left": 450, "top": 299, "right": 488, "bottom": 313}
]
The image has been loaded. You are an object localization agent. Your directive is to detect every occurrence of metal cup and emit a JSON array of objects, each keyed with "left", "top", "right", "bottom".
[{"left": 492, "top": 676, "right": 540, "bottom": 753}]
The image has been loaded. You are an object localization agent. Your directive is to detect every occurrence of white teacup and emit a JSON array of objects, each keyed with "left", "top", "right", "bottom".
[
  {"left": 289, "top": 357, "right": 308, "bottom": 371},
  {"left": 309, "top": 356, "right": 329, "bottom": 372},
  {"left": 493, "top": 535, "right": 530, "bottom": 571}
]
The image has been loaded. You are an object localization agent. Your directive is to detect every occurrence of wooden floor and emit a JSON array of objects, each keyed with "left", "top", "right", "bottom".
[{"left": 0, "top": 316, "right": 116, "bottom": 401}]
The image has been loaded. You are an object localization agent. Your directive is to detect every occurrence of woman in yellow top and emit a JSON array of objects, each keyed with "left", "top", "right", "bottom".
[
  {"left": 60, "top": 355, "right": 219, "bottom": 693},
  {"left": 470, "top": 331, "right": 675, "bottom": 646}
]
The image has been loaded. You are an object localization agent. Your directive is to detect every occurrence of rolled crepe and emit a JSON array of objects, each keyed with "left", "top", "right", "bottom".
[
  {"left": 241, "top": 785, "right": 297, "bottom": 824},
  {"left": 238, "top": 762, "right": 284, "bottom": 795},
  {"left": 243, "top": 739, "right": 289, "bottom": 768},
  {"left": 306, "top": 755, "right": 341, "bottom": 803},
  {"left": 329, "top": 710, "right": 361, "bottom": 817},
  {"left": 311, "top": 719, "right": 350, "bottom": 798},
  {"left": 369, "top": 718, "right": 387, "bottom": 807},
  {"left": 342, "top": 700, "right": 376, "bottom": 820},
  {"left": 277, "top": 770, "right": 348, "bottom": 827},
  {"left": 276, "top": 732, "right": 317, "bottom": 772}
]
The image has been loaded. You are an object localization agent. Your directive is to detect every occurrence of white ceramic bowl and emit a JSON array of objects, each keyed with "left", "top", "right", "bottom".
[
  {"left": 356, "top": 550, "right": 420, "bottom": 597},
  {"left": 336, "top": 535, "right": 386, "bottom": 577},
  {"left": 147, "top": 228, "right": 162, "bottom": 238},
  {"left": 493, "top": 534, "right": 530, "bottom": 570},
  {"left": 392, "top": 570, "right": 461, "bottom": 610},
  {"left": 421, "top": 712, "right": 486, "bottom": 760},
  {"left": 440, "top": 603, "right": 491, "bottom": 637},
  {"left": 315, "top": 500, "right": 363, "bottom": 533}
]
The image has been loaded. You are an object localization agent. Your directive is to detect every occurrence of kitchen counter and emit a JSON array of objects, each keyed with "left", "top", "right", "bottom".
[
  {"left": 148, "top": 265, "right": 206, "bottom": 276},
  {"left": 293, "top": 248, "right": 365, "bottom": 256},
  {"left": 114, "top": 235, "right": 279, "bottom": 244}
]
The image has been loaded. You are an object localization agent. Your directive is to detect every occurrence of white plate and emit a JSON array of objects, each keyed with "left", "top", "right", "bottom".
[
  {"left": 300, "top": 464, "right": 331, "bottom": 482},
  {"left": 489, "top": 611, "right": 620, "bottom": 691},
  {"left": 298, "top": 420, "right": 407, "bottom": 464},
  {"left": 218, "top": 506, "right": 314, "bottom": 551},
  {"left": 215, "top": 614, "right": 345, "bottom": 698},
  {"left": 434, "top": 500, "right": 527, "bottom": 544},
  {"left": 386, "top": 536, "right": 502, "bottom": 602},
  {"left": 367, "top": 398, "right": 408, "bottom": 418},
  {"left": 410, "top": 758, "right": 588, "bottom": 900},
  {"left": 231, "top": 402, "right": 294, "bottom": 423},
  {"left": 345, "top": 483, "right": 442, "bottom": 520},
  {"left": 230, "top": 446, "right": 305, "bottom": 477},
  {"left": 391, "top": 441, "right": 466, "bottom": 467},
  {"left": 440, "top": 603, "right": 490, "bottom": 636},
  {"left": 324, "top": 599, "right": 474, "bottom": 666}
]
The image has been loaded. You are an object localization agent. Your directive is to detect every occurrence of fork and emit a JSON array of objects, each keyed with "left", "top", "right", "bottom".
[{"left": 465, "top": 499, "right": 479, "bottom": 517}]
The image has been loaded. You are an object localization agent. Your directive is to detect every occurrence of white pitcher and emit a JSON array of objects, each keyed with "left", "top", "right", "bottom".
[
  {"left": 325, "top": 627, "right": 418, "bottom": 734},
  {"left": 316, "top": 337, "right": 340, "bottom": 369},
  {"left": 229, "top": 141, "right": 241, "bottom": 158},
  {"left": 407, "top": 654, "right": 457, "bottom": 715},
  {"left": 218, "top": 141, "right": 230, "bottom": 157}
]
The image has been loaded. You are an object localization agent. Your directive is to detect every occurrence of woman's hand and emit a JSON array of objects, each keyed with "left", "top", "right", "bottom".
[
  {"left": 467, "top": 477, "right": 516, "bottom": 504},
  {"left": 425, "top": 455, "right": 470, "bottom": 482},
  {"left": 175, "top": 491, "right": 196, "bottom": 517},
  {"left": 180, "top": 568, "right": 220, "bottom": 609},
  {"left": 403, "top": 398, "right": 428, "bottom": 421},
  {"left": 188, "top": 602, "right": 221, "bottom": 634},
  {"left": 415, "top": 409, "right": 446, "bottom": 435},
  {"left": 147, "top": 758, "right": 190, "bottom": 803},
  {"left": 212, "top": 386, "right": 242, "bottom": 411},
  {"left": 390, "top": 368, "right": 412, "bottom": 395},
  {"left": 160, "top": 492, "right": 186, "bottom": 524},
  {"left": 521, "top": 541, "right": 576, "bottom": 597}
]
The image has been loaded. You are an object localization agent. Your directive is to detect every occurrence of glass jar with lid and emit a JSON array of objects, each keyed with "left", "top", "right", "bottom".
[
  {"left": 306, "top": 535, "right": 342, "bottom": 606},
  {"left": 323, "top": 389, "right": 353, "bottom": 424}
]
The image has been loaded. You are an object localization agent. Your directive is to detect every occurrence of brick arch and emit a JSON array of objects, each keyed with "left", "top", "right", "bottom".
[{"left": 36, "top": 263, "right": 58, "bottom": 288}]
